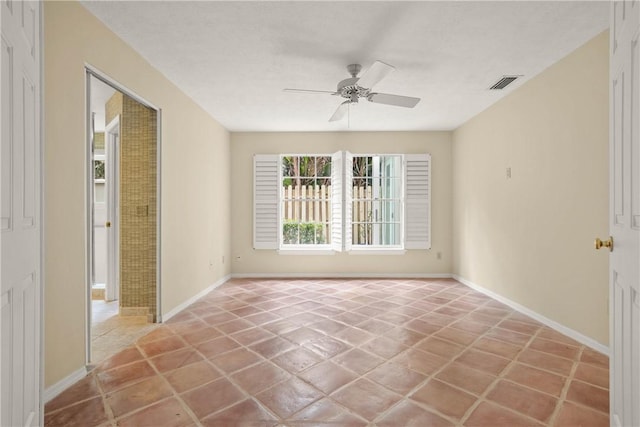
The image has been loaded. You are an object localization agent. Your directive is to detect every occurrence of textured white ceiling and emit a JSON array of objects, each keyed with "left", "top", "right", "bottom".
[{"left": 81, "top": 1, "right": 609, "bottom": 132}]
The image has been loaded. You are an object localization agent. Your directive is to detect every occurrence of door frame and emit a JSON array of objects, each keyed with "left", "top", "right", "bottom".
[
  {"left": 104, "top": 115, "right": 120, "bottom": 302},
  {"left": 84, "top": 66, "right": 162, "bottom": 365}
]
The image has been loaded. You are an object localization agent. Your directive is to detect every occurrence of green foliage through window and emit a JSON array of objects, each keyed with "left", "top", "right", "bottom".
[
  {"left": 282, "top": 155, "right": 331, "bottom": 187},
  {"left": 94, "top": 160, "right": 105, "bottom": 180},
  {"left": 283, "top": 221, "right": 327, "bottom": 245}
]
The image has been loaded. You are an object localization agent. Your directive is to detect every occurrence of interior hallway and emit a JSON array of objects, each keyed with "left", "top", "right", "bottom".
[{"left": 46, "top": 279, "right": 609, "bottom": 426}]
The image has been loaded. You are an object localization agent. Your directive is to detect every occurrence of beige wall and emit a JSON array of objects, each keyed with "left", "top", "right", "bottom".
[
  {"left": 452, "top": 31, "right": 609, "bottom": 345},
  {"left": 43, "top": 1, "right": 231, "bottom": 387},
  {"left": 230, "top": 132, "right": 452, "bottom": 276}
]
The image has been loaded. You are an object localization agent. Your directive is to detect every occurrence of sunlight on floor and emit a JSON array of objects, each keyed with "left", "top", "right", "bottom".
[{"left": 91, "top": 300, "right": 158, "bottom": 364}]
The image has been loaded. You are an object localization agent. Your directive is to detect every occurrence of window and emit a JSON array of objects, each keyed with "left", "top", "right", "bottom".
[
  {"left": 281, "top": 155, "right": 332, "bottom": 246},
  {"left": 351, "top": 155, "right": 403, "bottom": 247},
  {"left": 253, "top": 152, "right": 431, "bottom": 252},
  {"left": 94, "top": 154, "right": 106, "bottom": 203},
  {"left": 94, "top": 159, "right": 105, "bottom": 181}
]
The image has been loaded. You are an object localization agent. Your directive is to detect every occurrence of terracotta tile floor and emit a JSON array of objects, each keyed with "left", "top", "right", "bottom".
[
  {"left": 91, "top": 300, "right": 158, "bottom": 364},
  {"left": 45, "top": 278, "right": 609, "bottom": 426}
]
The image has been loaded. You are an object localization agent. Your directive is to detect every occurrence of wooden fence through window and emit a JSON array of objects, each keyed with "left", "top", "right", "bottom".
[{"left": 282, "top": 185, "right": 374, "bottom": 244}]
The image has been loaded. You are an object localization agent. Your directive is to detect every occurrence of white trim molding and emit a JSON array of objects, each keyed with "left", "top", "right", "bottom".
[
  {"left": 160, "top": 275, "right": 231, "bottom": 323},
  {"left": 453, "top": 274, "right": 609, "bottom": 356},
  {"left": 348, "top": 249, "right": 407, "bottom": 256},
  {"left": 277, "top": 249, "right": 336, "bottom": 256},
  {"left": 230, "top": 273, "right": 453, "bottom": 279},
  {"left": 43, "top": 367, "right": 88, "bottom": 404}
]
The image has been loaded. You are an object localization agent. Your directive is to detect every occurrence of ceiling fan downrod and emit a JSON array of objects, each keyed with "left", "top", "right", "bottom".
[{"left": 347, "top": 63, "right": 362, "bottom": 78}]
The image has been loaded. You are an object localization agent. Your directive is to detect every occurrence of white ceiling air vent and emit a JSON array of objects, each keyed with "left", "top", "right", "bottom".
[{"left": 489, "top": 75, "right": 520, "bottom": 90}]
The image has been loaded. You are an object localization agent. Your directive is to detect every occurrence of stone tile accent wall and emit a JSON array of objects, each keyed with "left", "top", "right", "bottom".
[{"left": 106, "top": 92, "right": 157, "bottom": 319}]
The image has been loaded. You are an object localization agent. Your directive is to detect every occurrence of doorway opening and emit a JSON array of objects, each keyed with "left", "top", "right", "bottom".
[{"left": 86, "top": 70, "right": 161, "bottom": 365}]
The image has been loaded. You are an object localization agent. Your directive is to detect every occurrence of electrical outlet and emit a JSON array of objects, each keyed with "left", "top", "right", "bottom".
[
  {"left": 506, "top": 167, "right": 512, "bottom": 179},
  {"left": 222, "top": 255, "right": 225, "bottom": 264},
  {"left": 437, "top": 252, "right": 442, "bottom": 260}
]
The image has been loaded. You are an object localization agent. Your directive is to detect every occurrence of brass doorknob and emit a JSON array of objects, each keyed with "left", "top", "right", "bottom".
[
  {"left": 105, "top": 221, "right": 111, "bottom": 228},
  {"left": 595, "top": 237, "right": 613, "bottom": 252}
]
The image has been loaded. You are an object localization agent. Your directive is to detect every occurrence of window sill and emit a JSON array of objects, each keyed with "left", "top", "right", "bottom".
[
  {"left": 278, "top": 248, "right": 335, "bottom": 256},
  {"left": 348, "top": 248, "right": 406, "bottom": 255}
]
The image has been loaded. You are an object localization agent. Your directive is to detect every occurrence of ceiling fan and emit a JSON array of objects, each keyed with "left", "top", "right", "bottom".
[{"left": 284, "top": 61, "right": 421, "bottom": 122}]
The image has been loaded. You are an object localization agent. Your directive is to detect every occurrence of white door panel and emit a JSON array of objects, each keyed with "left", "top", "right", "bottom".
[
  {"left": 610, "top": 2, "right": 640, "bottom": 426},
  {"left": 1, "top": 1, "right": 42, "bottom": 426},
  {"left": 1, "top": 36, "right": 12, "bottom": 232}
]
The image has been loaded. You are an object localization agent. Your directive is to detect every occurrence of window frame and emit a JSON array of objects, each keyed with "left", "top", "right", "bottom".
[
  {"left": 278, "top": 153, "right": 335, "bottom": 252},
  {"left": 349, "top": 153, "right": 405, "bottom": 250},
  {"left": 253, "top": 152, "right": 431, "bottom": 254}
]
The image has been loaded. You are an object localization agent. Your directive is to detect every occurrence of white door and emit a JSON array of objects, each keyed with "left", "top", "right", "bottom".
[
  {"left": 1, "top": 1, "right": 42, "bottom": 426},
  {"left": 104, "top": 116, "right": 119, "bottom": 302},
  {"left": 609, "top": 2, "right": 640, "bottom": 426}
]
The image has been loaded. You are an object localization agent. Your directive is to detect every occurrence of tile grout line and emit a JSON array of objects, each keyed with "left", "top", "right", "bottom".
[
  {"left": 234, "top": 278, "right": 606, "bottom": 427},
  {"left": 303, "top": 279, "right": 560, "bottom": 426},
  {"left": 546, "top": 345, "right": 583, "bottom": 427},
  {"left": 327, "top": 281, "right": 498, "bottom": 426},
  {"left": 460, "top": 318, "right": 555, "bottom": 426},
  {"left": 274, "top": 279, "right": 444, "bottom": 424},
  {"left": 185, "top": 302, "right": 300, "bottom": 425},
  {"left": 95, "top": 335, "right": 204, "bottom": 427},
  {"left": 93, "top": 367, "right": 117, "bottom": 426},
  {"left": 367, "top": 285, "right": 493, "bottom": 427},
  {"left": 440, "top": 293, "right": 537, "bottom": 426},
  {"left": 132, "top": 338, "right": 205, "bottom": 427},
  {"left": 242, "top": 290, "right": 386, "bottom": 424},
  {"left": 308, "top": 281, "right": 438, "bottom": 425}
]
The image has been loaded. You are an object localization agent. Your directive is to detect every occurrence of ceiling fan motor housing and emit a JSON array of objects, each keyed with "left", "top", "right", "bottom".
[{"left": 337, "top": 75, "right": 370, "bottom": 103}]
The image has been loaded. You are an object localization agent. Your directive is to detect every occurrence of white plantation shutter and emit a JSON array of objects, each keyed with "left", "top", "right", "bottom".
[
  {"left": 404, "top": 154, "right": 431, "bottom": 249},
  {"left": 344, "top": 151, "right": 353, "bottom": 252},
  {"left": 331, "top": 151, "right": 343, "bottom": 251},
  {"left": 253, "top": 155, "right": 279, "bottom": 249}
]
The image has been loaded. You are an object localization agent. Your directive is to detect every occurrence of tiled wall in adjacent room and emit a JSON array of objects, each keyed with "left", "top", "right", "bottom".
[{"left": 106, "top": 92, "right": 157, "bottom": 319}]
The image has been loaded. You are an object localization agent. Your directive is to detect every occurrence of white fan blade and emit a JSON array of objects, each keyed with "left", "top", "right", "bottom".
[
  {"left": 367, "top": 93, "right": 420, "bottom": 108},
  {"left": 356, "top": 60, "right": 395, "bottom": 89},
  {"left": 329, "top": 101, "right": 349, "bottom": 122},
  {"left": 283, "top": 88, "right": 337, "bottom": 94}
]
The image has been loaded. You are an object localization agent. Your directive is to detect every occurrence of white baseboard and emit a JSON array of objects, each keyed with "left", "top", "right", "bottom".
[
  {"left": 44, "top": 366, "right": 88, "bottom": 403},
  {"left": 230, "top": 273, "right": 454, "bottom": 279},
  {"left": 160, "top": 274, "right": 231, "bottom": 323},
  {"left": 453, "top": 274, "right": 609, "bottom": 356}
]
